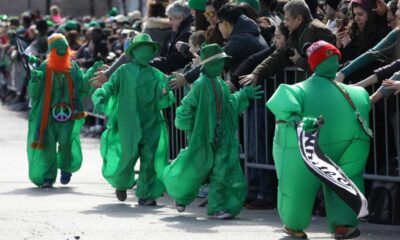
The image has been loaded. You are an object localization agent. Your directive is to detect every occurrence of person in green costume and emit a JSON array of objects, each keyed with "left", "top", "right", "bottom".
[
  {"left": 92, "top": 33, "right": 175, "bottom": 204},
  {"left": 266, "top": 41, "right": 371, "bottom": 239},
  {"left": 160, "top": 43, "right": 263, "bottom": 219},
  {"left": 27, "top": 33, "right": 96, "bottom": 188}
]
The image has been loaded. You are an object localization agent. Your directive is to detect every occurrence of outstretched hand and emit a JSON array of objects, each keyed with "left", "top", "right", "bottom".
[
  {"left": 90, "top": 70, "right": 108, "bottom": 88},
  {"left": 239, "top": 74, "right": 258, "bottom": 86},
  {"left": 244, "top": 84, "right": 264, "bottom": 99},
  {"left": 382, "top": 79, "right": 400, "bottom": 95}
]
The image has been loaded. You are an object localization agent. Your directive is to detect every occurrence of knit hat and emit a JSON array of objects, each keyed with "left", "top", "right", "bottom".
[
  {"left": 48, "top": 33, "right": 68, "bottom": 50},
  {"left": 326, "top": 0, "right": 341, "bottom": 11},
  {"left": 306, "top": 41, "right": 341, "bottom": 72}
]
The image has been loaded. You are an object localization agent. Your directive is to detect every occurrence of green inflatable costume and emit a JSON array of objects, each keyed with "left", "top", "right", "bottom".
[
  {"left": 92, "top": 34, "right": 174, "bottom": 204},
  {"left": 266, "top": 41, "right": 371, "bottom": 238},
  {"left": 27, "top": 33, "right": 95, "bottom": 188},
  {"left": 160, "top": 44, "right": 263, "bottom": 219}
]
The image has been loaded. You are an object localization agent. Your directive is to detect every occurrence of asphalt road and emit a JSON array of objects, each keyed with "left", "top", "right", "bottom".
[{"left": 0, "top": 106, "right": 399, "bottom": 240}]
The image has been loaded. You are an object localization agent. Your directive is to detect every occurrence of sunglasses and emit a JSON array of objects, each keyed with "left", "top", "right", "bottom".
[{"left": 203, "top": 11, "right": 216, "bottom": 18}]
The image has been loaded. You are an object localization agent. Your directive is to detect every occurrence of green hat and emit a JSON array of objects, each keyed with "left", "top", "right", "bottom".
[
  {"left": 188, "top": 0, "right": 207, "bottom": 11},
  {"left": 199, "top": 43, "right": 231, "bottom": 65},
  {"left": 235, "top": 0, "right": 260, "bottom": 12},
  {"left": 62, "top": 20, "right": 79, "bottom": 31},
  {"left": 48, "top": 33, "right": 69, "bottom": 50},
  {"left": 0, "top": 14, "right": 8, "bottom": 21},
  {"left": 84, "top": 20, "right": 100, "bottom": 28},
  {"left": 107, "top": 7, "right": 119, "bottom": 17},
  {"left": 125, "top": 33, "right": 160, "bottom": 59}
]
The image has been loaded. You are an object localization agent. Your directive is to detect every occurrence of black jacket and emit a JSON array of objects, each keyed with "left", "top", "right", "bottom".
[{"left": 150, "top": 15, "right": 194, "bottom": 74}]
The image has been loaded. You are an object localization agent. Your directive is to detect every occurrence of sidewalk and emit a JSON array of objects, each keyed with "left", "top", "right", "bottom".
[{"left": 0, "top": 106, "right": 399, "bottom": 240}]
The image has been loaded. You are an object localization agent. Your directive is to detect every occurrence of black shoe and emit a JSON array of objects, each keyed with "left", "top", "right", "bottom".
[
  {"left": 138, "top": 198, "right": 157, "bottom": 206},
  {"left": 41, "top": 179, "right": 54, "bottom": 188},
  {"left": 175, "top": 201, "right": 186, "bottom": 212},
  {"left": 283, "top": 225, "right": 308, "bottom": 239},
  {"left": 115, "top": 189, "right": 127, "bottom": 201},
  {"left": 334, "top": 226, "right": 360, "bottom": 239},
  {"left": 60, "top": 170, "right": 72, "bottom": 185}
]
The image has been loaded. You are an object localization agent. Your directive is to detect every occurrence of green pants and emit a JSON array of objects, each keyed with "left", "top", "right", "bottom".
[
  {"left": 28, "top": 119, "right": 84, "bottom": 186},
  {"left": 101, "top": 127, "right": 165, "bottom": 200},
  {"left": 273, "top": 137, "right": 369, "bottom": 232}
]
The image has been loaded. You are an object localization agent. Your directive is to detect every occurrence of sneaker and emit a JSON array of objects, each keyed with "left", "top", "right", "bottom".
[
  {"left": 41, "top": 179, "right": 54, "bottom": 188},
  {"left": 282, "top": 225, "right": 307, "bottom": 239},
  {"left": 334, "top": 226, "right": 360, "bottom": 239},
  {"left": 60, "top": 170, "right": 72, "bottom": 185},
  {"left": 138, "top": 198, "right": 157, "bottom": 206},
  {"left": 115, "top": 189, "right": 127, "bottom": 201},
  {"left": 197, "top": 185, "right": 209, "bottom": 198},
  {"left": 214, "top": 211, "right": 233, "bottom": 220},
  {"left": 175, "top": 201, "right": 186, "bottom": 212}
]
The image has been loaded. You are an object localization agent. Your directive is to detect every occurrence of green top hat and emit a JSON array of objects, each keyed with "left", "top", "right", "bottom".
[
  {"left": 199, "top": 43, "right": 231, "bottom": 66},
  {"left": 125, "top": 33, "right": 161, "bottom": 59}
]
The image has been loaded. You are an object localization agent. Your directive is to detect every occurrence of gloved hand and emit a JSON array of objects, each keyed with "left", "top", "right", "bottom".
[
  {"left": 93, "top": 96, "right": 104, "bottom": 114},
  {"left": 30, "top": 70, "right": 42, "bottom": 80},
  {"left": 301, "top": 117, "right": 319, "bottom": 132},
  {"left": 243, "top": 84, "right": 264, "bottom": 99}
]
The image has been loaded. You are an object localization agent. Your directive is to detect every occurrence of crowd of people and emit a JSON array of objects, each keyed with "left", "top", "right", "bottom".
[{"left": 1, "top": 0, "right": 400, "bottom": 239}]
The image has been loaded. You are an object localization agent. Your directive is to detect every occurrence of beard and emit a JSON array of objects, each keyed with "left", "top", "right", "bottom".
[{"left": 47, "top": 48, "right": 75, "bottom": 72}]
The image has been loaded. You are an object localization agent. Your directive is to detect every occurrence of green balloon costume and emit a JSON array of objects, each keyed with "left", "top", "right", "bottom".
[
  {"left": 266, "top": 41, "right": 371, "bottom": 236},
  {"left": 27, "top": 34, "right": 95, "bottom": 187},
  {"left": 92, "top": 34, "right": 174, "bottom": 202},
  {"left": 160, "top": 44, "right": 263, "bottom": 218}
]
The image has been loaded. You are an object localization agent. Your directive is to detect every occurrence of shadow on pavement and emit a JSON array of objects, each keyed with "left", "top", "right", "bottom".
[
  {"left": 2, "top": 186, "right": 112, "bottom": 199},
  {"left": 80, "top": 203, "right": 164, "bottom": 218}
]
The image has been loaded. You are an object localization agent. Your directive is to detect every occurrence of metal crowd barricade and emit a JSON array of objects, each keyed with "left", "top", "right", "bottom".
[{"left": 167, "top": 85, "right": 187, "bottom": 159}]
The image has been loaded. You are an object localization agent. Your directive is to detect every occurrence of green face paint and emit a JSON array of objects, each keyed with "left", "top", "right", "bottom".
[
  {"left": 132, "top": 45, "right": 154, "bottom": 66},
  {"left": 49, "top": 37, "right": 68, "bottom": 56},
  {"left": 314, "top": 55, "right": 339, "bottom": 80},
  {"left": 203, "top": 58, "right": 224, "bottom": 77}
]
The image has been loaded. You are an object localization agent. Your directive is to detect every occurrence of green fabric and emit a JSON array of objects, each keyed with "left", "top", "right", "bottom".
[
  {"left": 92, "top": 55, "right": 174, "bottom": 199},
  {"left": 340, "top": 29, "right": 399, "bottom": 77},
  {"left": 49, "top": 37, "right": 68, "bottom": 53},
  {"left": 266, "top": 55, "right": 371, "bottom": 232},
  {"left": 27, "top": 61, "right": 92, "bottom": 186},
  {"left": 161, "top": 71, "right": 257, "bottom": 217},
  {"left": 188, "top": 0, "right": 207, "bottom": 11}
]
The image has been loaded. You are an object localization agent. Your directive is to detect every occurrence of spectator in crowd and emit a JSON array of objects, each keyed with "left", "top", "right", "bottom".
[
  {"left": 76, "top": 27, "right": 108, "bottom": 70},
  {"left": 142, "top": 0, "right": 172, "bottom": 55},
  {"left": 335, "top": 0, "right": 390, "bottom": 65},
  {"left": 259, "top": 0, "right": 282, "bottom": 25},
  {"left": 65, "top": 30, "right": 81, "bottom": 51},
  {"left": 203, "top": 0, "right": 227, "bottom": 46},
  {"left": 336, "top": 0, "right": 400, "bottom": 83},
  {"left": 50, "top": 5, "right": 63, "bottom": 25},
  {"left": 91, "top": 0, "right": 193, "bottom": 87},
  {"left": 324, "top": 0, "right": 341, "bottom": 34},
  {"left": 239, "top": 0, "right": 335, "bottom": 86}
]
